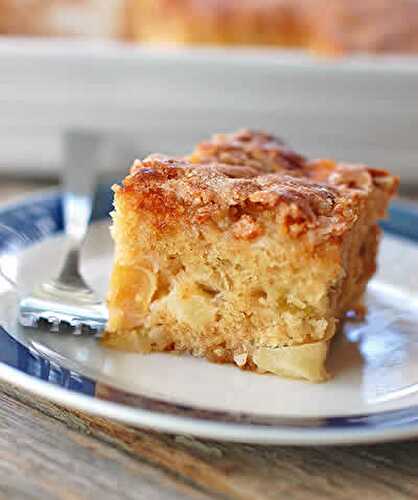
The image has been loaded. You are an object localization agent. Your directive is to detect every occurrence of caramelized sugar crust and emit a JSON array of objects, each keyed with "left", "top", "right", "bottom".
[
  {"left": 306, "top": 0, "right": 418, "bottom": 55},
  {"left": 132, "top": 0, "right": 418, "bottom": 54},
  {"left": 119, "top": 129, "right": 397, "bottom": 243},
  {"left": 131, "top": 0, "right": 305, "bottom": 47},
  {"left": 104, "top": 129, "right": 398, "bottom": 381}
]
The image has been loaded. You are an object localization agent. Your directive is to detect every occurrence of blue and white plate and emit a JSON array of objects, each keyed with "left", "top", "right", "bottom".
[{"left": 1, "top": 189, "right": 418, "bottom": 446}]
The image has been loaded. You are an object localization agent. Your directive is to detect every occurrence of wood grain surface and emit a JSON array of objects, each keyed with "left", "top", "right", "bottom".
[
  {"left": 2, "top": 381, "right": 418, "bottom": 500},
  {"left": 1, "top": 180, "right": 418, "bottom": 500}
]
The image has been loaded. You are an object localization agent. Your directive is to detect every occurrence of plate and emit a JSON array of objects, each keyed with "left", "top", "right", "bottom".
[
  {"left": 1, "top": 190, "right": 418, "bottom": 445},
  {"left": 1, "top": 37, "right": 418, "bottom": 183}
]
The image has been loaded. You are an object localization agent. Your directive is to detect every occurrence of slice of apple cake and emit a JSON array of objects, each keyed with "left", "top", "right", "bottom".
[{"left": 103, "top": 130, "right": 398, "bottom": 381}]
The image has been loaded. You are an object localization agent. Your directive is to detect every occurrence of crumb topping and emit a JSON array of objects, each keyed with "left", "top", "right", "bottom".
[
  {"left": 118, "top": 129, "right": 398, "bottom": 241},
  {"left": 190, "top": 129, "right": 306, "bottom": 173}
]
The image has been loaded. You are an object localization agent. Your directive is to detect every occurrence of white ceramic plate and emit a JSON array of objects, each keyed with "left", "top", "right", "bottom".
[
  {"left": 1, "top": 192, "right": 418, "bottom": 445},
  {"left": 1, "top": 37, "right": 418, "bottom": 184}
]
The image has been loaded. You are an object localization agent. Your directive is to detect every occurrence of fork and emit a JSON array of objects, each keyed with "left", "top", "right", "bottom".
[{"left": 19, "top": 131, "right": 108, "bottom": 335}]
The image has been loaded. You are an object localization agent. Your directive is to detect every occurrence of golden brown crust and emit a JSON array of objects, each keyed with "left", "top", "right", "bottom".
[
  {"left": 131, "top": 0, "right": 418, "bottom": 54},
  {"left": 305, "top": 0, "right": 418, "bottom": 55},
  {"left": 190, "top": 129, "right": 306, "bottom": 173},
  {"left": 2, "top": 0, "right": 418, "bottom": 54},
  {"left": 131, "top": 0, "right": 303, "bottom": 47},
  {"left": 117, "top": 129, "right": 398, "bottom": 242}
]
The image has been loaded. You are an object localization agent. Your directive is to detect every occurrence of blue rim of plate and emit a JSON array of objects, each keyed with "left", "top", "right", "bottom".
[{"left": 1, "top": 188, "right": 418, "bottom": 445}]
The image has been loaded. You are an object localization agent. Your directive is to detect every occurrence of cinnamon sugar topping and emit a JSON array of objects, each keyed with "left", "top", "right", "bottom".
[{"left": 118, "top": 130, "right": 398, "bottom": 241}]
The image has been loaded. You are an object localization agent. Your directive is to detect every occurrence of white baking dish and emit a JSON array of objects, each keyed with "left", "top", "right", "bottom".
[{"left": 0, "top": 37, "right": 417, "bottom": 183}]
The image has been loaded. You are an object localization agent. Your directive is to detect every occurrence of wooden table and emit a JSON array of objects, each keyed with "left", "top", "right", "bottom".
[{"left": 1, "top": 180, "right": 418, "bottom": 500}]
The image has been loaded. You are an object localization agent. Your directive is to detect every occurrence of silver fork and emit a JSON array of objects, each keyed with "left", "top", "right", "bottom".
[{"left": 19, "top": 131, "right": 108, "bottom": 335}]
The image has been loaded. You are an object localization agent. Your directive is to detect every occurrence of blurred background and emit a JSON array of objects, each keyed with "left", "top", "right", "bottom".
[{"left": 1, "top": 0, "right": 418, "bottom": 193}]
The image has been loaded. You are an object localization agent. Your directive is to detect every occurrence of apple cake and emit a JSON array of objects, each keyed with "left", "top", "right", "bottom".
[
  {"left": 103, "top": 130, "right": 398, "bottom": 381},
  {"left": 129, "top": 0, "right": 418, "bottom": 54},
  {"left": 0, "top": 0, "right": 128, "bottom": 39},
  {"left": 304, "top": 0, "right": 418, "bottom": 55},
  {"left": 129, "top": 0, "right": 307, "bottom": 48}
]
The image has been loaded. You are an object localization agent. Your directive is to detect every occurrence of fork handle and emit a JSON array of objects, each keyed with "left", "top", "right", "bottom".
[
  {"left": 62, "top": 131, "right": 102, "bottom": 243},
  {"left": 57, "top": 131, "right": 102, "bottom": 287}
]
